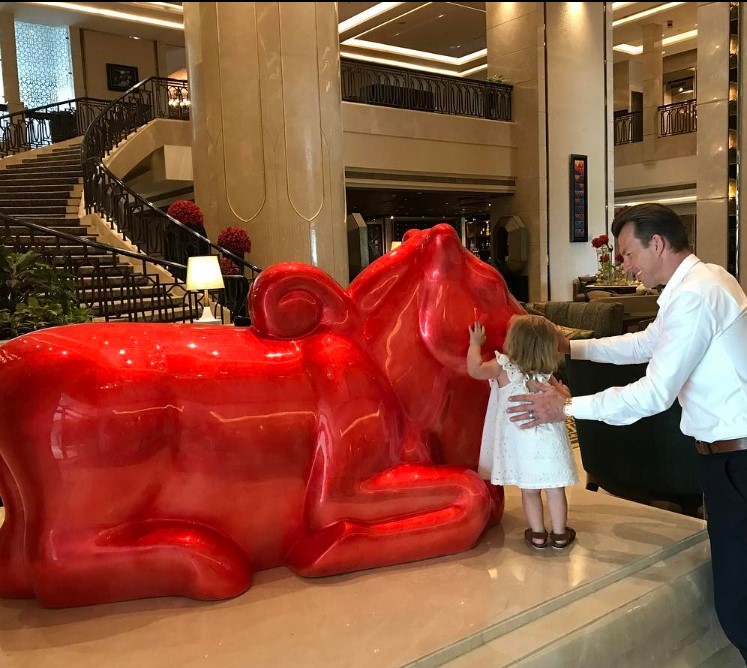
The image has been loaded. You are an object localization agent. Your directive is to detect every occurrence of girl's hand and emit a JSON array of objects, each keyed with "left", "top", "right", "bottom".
[{"left": 469, "top": 321, "right": 486, "bottom": 345}]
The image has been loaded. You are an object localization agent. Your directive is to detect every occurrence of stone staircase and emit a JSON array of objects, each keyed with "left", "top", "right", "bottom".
[{"left": 0, "top": 142, "right": 194, "bottom": 322}]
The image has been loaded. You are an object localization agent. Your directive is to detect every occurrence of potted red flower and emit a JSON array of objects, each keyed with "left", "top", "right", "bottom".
[
  {"left": 219, "top": 257, "right": 240, "bottom": 275},
  {"left": 217, "top": 227, "right": 252, "bottom": 258},
  {"left": 167, "top": 200, "right": 205, "bottom": 229}
]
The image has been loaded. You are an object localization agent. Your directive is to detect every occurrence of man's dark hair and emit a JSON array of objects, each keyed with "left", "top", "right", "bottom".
[{"left": 611, "top": 203, "right": 689, "bottom": 251}]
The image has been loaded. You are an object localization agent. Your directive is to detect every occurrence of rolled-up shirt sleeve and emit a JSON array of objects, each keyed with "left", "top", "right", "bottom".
[{"left": 568, "top": 291, "right": 716, "bottom": 424}]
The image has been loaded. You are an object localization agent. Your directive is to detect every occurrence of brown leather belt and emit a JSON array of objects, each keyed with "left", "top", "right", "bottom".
[{"left": 696, "top": 437, "right": 747, "bottom": 455}]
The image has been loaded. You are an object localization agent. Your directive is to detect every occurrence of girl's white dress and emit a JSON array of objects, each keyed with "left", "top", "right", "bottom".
[{"left": 478, "top": 353, "right": 578, "bottom": 489}]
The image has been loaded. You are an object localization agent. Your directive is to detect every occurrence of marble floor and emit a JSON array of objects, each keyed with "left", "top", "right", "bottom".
[{"left": 1, "top": 462, "right": 740, "bottom": 668}]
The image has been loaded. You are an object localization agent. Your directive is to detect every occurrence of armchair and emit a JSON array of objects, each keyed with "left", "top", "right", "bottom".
[{"left": 565, "top": 356, "right": 702, "bottom": 517}]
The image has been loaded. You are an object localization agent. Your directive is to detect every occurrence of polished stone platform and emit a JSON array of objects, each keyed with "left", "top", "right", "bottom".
[{"left": 0, "top": 484, "right": 741, "bottom": 668}]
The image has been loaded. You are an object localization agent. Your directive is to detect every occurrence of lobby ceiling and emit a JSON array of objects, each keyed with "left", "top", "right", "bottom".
[
  {"left": 0, "top": 3, "right": 700, "bottom": 75},
  {"left": 339, "top": 2, "right": 700, "bottom": 77}
]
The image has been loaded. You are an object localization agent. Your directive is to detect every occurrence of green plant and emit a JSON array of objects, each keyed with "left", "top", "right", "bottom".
[
  {"left": 0, "top": 248, "right": 90, "bottom": 339},
  {"left": 486, "top": 74, "right": 509, "bottom": 84}
]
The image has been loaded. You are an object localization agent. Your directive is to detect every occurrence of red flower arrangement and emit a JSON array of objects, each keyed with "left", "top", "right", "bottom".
[
  {"left": 217, "top": 227, "right": 252, "bottom": 255},
  {"left": 219, "top": 257, "right": 240, "bottom": 275},
  {"left": 598, "top": 253, "right": 610, "bottom": 264},
  {"left": 591, "top": 234, "right": 609, "bottom": 249},
  {"left": 167, "top": 200, "right": 204, "bottom": 229},
  {"left": 615, "top": 253, "right": 624, "bottom": 264}
]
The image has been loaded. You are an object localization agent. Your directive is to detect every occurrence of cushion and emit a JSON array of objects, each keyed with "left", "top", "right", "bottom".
[{"left": 557, "top": 325, "right": 595, "bottom": 340}]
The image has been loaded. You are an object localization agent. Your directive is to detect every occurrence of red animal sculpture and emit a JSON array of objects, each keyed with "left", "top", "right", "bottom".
[{"left": 0, "top": 224, "right": 523, "bottom": 607}]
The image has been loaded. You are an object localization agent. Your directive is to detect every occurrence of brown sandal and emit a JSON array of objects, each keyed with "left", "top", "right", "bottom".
[
  {"left": 524, "top": 528, "right": 548, "bottom": 549},
  {"left": 550, "top": 527, "right": 576, "bottom": 549}
]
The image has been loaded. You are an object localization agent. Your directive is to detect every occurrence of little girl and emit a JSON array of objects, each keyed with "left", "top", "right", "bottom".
[{"left": 467, "top": 315, "right": 578, "bottom": 550}]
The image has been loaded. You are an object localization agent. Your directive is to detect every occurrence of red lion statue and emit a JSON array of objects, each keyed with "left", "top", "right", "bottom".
[{"left": 0, "top": 224, "right": 523, "bottom": 607}]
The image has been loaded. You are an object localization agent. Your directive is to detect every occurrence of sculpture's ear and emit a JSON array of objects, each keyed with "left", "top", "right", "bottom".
[{"left": 250, "top": 263, "right": 357, "bottom": 339}]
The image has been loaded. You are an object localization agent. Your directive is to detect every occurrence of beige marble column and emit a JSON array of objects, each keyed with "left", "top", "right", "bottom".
[
  {"left": 184, "top": 2, "right": 348, "bottom": 284},
  {"left": 641, "top": 23, "right": 663, "bottom": 162},
  {"left": 0, "top": 13, "right": 22, "bottom": 113},
  {"left": 487, "top": 2, "right": 610, "bottom": 302},
  {"left": 486, "top": 2, "right": 547, "bottom": 301},
  {"left": 696, "top": 2, "right": 730, "bottom": 270}
]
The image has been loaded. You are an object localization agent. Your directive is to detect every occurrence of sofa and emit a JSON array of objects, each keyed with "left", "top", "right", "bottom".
[
  {"left": 524, "top": 300, "right": 626, "bottom": 385},
  {"left": 564, "top": 357, "right": 702, "bottom": 516},
  {"left": 525, "top": 300, "right": 625, "bottom": 338}
]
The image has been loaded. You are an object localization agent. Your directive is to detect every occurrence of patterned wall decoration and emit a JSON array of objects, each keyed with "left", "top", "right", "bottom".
[{"left": 15, "top": 21, "right": 74, "bottom": 109}]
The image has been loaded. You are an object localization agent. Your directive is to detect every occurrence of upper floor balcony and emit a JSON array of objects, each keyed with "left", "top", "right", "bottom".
[
  {"left": 340, "top": 58, "right": 513, "bottom": 123},
  {"left": 614, "top": 99, "right": 697, "bottom": 146}
]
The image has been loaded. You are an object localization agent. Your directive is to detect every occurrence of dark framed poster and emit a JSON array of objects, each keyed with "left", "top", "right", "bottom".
[
  {"left": 570, "top": 154, "right": 588, "bottom": 242},
  {"left": 107, "top": 63, "right": 139, "bottom": 92}
]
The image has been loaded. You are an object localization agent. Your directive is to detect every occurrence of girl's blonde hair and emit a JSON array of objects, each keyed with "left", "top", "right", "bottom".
[{"left": 503, "top": 314, "right": 561, "bottom": 376}]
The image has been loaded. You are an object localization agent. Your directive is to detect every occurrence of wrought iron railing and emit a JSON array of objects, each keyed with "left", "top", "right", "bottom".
[
  {"left": 81, "top": 77, "right": 260, "bottom": 317},
  {"left": 659, "top": 99, "right": 697, "bottom": 136},
  {"left": 0, "top": 215, "right": 249, "bottom": 324},
  {"left": 340, "top": 58, "right": 512, "bottom": 121},
  {"left": 614, "top": 111, "right": 643, "bottom": 145},
  {"left": 0, "top": 98, "right": 111, "bottom": 158}
]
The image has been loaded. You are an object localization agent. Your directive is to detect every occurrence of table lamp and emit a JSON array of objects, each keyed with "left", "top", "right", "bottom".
[
  {"left": 186, "top": 255, "right": 225, "bottom": 324},
  {"left": 390, "top": 241, "right": 402, "bottom": 251}
]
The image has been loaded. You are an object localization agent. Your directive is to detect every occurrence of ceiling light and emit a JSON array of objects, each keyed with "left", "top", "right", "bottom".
[
  {"left": 615, "top": 194, "right": 696, "bottom": 206},
  {"left": 460, "top": 63, "right": 488, "bottom": 77},
  {"left": 341, "top": 51, "right": 471, "bottom": 77},
  {"left": 664, "top": 29, "right": 697, "bottom": 46},
  {"left": 612, "top": 2, "right": 686, "bottom": 27},
  {"left": 145, "top": 1, "right": 183, "bottom": 10},
  {"left": 613, "top": 29, "right": 698, "bottom": 56},
  {"left": 343, "top": 38, "right": 486, "bottom": 65},
  {"left": 338, "top": 2, "right": 405, "bottom": 33},
  {"left": 27, "top": 1, "right": 184, "bottom": 29},
  {"left": 614, "top": 43, "right": 643, "bottom": 55}
]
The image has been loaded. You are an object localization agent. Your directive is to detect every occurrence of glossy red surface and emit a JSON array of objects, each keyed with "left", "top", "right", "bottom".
[{"left": 0, "top": 224, "right": 523, "bottom": 607}]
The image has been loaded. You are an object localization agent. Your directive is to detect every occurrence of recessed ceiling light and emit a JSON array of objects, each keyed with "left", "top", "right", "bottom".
[
  {"left": 612, "top": 2, "right": 686, "bottom": 27},
  {"left": 27, "top": 1, "right": 184, "bottom": 28},
  {"left": 338, "top": 2, "right": 405, "bottom": 33},
  {"left": 342, "top": 38, "right": 486, "bottom": 65},
  {"left": 341, "top": 51, "right": 471, "bottom": 77},
  {"left": 613, "top": 29, "right": 697, "bottom": 56}
]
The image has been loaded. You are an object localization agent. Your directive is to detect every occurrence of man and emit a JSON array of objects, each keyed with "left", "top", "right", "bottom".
[{"left": 507, "top": 203, "right": 747, "bottom": 662}]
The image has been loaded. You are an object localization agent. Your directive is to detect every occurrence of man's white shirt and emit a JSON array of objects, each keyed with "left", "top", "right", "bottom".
[{"left": 570, "top": 255, "right": 747, "bottom": 442}]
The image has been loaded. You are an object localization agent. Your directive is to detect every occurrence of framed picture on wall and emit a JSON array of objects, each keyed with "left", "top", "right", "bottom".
[
  {"left": 106, "top": 63, "right": 139, "bottom": 92},
  {"left": 569, "top": 154, "right": 588, "bottom": 242}
]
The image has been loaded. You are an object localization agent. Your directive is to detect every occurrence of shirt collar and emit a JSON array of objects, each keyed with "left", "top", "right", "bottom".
[{"left": 657, "top": 254, "right": 700, "bottom": 308}]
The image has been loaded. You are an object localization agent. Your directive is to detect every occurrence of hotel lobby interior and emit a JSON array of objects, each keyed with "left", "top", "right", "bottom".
[{"left": 0, "top": 2, "right": 745, "bottom": 667}]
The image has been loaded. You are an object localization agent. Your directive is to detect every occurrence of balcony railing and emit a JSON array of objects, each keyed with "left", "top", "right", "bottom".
[
  {"left": 0, "top": 98, "right": 111, "bottom": 158},
  {"left": 614, "top": 111, "right": 643, "bottom": 145},
  {"left": 659, "top": 99, "right": 697, "bottom": 136},
  {"left": 340, "top": 58, "right": 512, "bottom": 121}
]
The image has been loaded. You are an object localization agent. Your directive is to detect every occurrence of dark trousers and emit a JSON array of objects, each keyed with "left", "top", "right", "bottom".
[{"left": 697, "top": 449, "right": 747, "bottom": 664}]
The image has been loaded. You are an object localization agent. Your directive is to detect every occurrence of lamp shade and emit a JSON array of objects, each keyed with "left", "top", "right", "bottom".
[
  {"left": 186, "top": 256, "right": 225, "bottom": 291},
  {"left": 390, "top": 241, "right": 402, "bottom": 251}
]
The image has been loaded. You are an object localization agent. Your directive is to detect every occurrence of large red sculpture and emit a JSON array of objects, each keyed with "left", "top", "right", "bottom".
[{"left": 0, "top": 224, "right": 523, "bottom": 607}]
